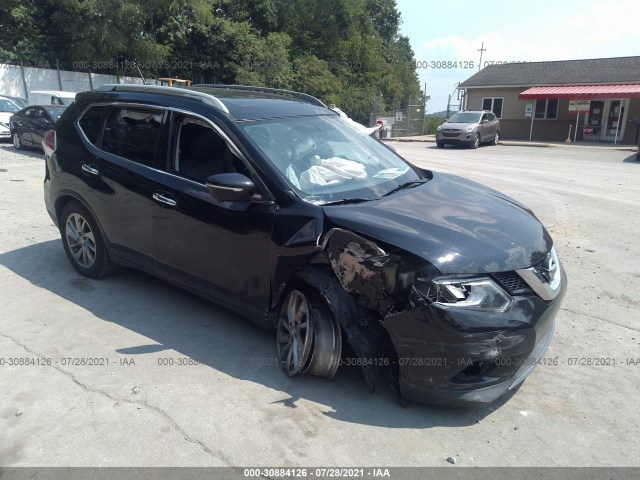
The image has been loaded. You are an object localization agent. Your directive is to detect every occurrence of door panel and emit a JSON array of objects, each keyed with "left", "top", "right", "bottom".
[
  {"left": 16, "top": 109, "right": 35, "bottom": 144},
  {"left": 151, "top": 115, "right": 276, "bottom": 319},
  {"left": 73, "top": 106, "right": 167, "bottom": 270},
  {"left": 31, "top": 108, "right": 51, "bottom": 146},
  {"left": 151, "top": 174, "right": 276, "bottom": 318}
]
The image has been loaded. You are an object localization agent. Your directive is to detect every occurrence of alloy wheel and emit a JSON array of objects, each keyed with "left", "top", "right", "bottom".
[
  {"left": 65, "top": 213, "right": 97, "bottom": 268},
  {"left": 277, "top": 290, "right": 314, "bottom": 376}
]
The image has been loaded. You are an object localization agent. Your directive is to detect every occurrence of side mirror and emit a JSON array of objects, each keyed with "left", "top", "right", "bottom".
[
  {"left": 481, "top": 118, "right": 488, "bottom": 123},
  {"left": 37, "top": 117, "right": 51, "bottom": 126},
  {"left": 206, "top": 173, "right": 255, "bottom": 202}
]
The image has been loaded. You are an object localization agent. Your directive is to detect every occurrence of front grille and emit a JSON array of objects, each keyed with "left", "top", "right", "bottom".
[
  {"left": 493, "top": 271, "right": 533, "bottom": 296},
  {"left": 442, "top": 130, "right": 460, "bottom": 137}
]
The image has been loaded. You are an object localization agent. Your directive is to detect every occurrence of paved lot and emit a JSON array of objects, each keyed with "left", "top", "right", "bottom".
[{"left": 1, "top": 141, "right": 639, "bottom": 467}]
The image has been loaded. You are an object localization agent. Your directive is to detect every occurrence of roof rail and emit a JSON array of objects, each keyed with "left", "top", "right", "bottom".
[
  {"left": 94, "top": 84, "right": 230, "bottom": 114},
  {"left": 190, "top": 84, "right": 327, "bottom": 108}
]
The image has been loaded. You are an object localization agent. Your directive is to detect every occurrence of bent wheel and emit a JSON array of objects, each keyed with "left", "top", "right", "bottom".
[
  {"left": 304, "top": 296, "right": 342, "bottom": 379},
  {"left": 277, "top": 290, "right": 314, "bottom": 376}
]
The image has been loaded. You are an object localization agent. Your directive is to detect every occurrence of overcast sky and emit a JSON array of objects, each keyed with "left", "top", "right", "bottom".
[{"left": 395, "top": 0, "right": 640, "bottom": 112}]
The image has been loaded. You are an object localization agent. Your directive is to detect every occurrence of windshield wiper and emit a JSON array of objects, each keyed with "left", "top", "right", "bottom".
[
  {"left": 382, "top": 180, "right": 426, "bottom": 197},
  {"left": 321, "top": 198, "right": 372, "bottom": 206}
]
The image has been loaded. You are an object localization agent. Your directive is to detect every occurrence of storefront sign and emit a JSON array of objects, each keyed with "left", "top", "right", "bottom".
[{"left": 569, "top": 100, "right": 591, "bottom": 113}]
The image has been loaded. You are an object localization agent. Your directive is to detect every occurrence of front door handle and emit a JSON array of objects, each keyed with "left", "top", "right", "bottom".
[
  {"left": 81, "top": 164, "right": 99, "bottom": 176},
  {"left": 153, "top": 192, "right": 177, "bottom": 207}
]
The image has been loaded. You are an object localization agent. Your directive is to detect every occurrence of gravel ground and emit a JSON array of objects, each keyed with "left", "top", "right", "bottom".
[{"left": 0, "top": 140, "right": 639, "bottom": 469}]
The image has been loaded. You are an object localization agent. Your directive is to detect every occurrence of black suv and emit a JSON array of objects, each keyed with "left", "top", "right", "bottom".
[{"left": 43, "top": 84, "right": 566, "bottom": 406}]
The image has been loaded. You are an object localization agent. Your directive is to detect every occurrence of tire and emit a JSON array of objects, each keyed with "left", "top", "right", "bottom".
[
  {"left": 436, "top": 141, "right": 445, "bottom": 148},
  {"left": 12, "top": 131, "right": 23, "bottom": 150},
  {"left": 60, "top": 200, "right": 113, "bottom": 278},
  {"left": 492, "top": 131, "right": 500, "bottom": 146},
  {"left": 470, "top": 133, "right": 480, "bottom": 149},
  {"left": 276, "top": 288, "right": 341, "bottom": 379}
]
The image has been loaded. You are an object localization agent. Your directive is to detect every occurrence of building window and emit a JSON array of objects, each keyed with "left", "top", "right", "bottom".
[
  {"left": 534, "top": 99, "right": 558, "bottom": 119},
  {"left": 482, "top": 97, "right": 503, "bottom": 118}
]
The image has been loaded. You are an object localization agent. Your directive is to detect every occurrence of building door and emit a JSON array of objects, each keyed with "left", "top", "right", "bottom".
[
  {"left": 602, "top": 99, "right": 627, "bottom": 142},
  {"left": 585, "top": 101, "right": 604, "bottom": 141}
]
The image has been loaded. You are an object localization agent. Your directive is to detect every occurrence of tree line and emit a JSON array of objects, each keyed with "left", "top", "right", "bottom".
[{"left": 1, "top": 0, "right": 422, "bottom": 123}]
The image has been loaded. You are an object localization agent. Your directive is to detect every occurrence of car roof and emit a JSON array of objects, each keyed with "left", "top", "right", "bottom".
[{"left": 93, "top": 84, "right": 334, "bottom": 121}]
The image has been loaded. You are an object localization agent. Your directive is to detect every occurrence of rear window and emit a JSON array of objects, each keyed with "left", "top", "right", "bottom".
[
  {"left": 78, "top": 106, "right": 109, "bottom": 144},
  {"left": 47, "top": 107, "right": 67, "bottom": 122}
]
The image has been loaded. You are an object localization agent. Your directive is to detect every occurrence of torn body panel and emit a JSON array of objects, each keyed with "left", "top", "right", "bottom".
[{"left": 322, "top": 228, "right": 398, "bottom": 313}]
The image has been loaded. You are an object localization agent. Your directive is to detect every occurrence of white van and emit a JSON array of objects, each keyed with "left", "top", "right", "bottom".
[{"left": 28, "top": 90, "right": 77, "bottom": 106}]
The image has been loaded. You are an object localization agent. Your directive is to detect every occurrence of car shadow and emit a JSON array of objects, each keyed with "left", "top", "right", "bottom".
[
  {"left": 622, "top": 153, "right": 640, "bottom": 163},
  {"left": 427, "top": 144, "right": 483, "bottom": 150},
  {"left": 0, "top": 239, "right": 514, "bottom": 428}
]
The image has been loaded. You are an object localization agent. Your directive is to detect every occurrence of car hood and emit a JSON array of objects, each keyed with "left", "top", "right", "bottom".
[{"left": 322, "top": 172, "right": 552, "bottom": 274}]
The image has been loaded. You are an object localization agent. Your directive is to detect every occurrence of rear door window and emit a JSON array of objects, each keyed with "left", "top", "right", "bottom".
[{"left": 101, "top": 108, "right": 163, "bottom": 166}]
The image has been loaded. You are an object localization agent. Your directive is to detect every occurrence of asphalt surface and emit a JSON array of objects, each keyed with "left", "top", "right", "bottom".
[{"left": 0, "top": 141, "right": 639, "bottom": 468}]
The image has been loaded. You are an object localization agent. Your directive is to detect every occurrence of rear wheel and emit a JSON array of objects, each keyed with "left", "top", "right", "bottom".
[
  {"left": 60, "top": 201, "right": 113, "bottom": 278},
  {"left": 13, "top": 131, "right": 23, "bottom": 150},
  {"left": 492, "top": 131, "right": 500, "bottom": 146},
  {"left": 470, "top": 133, "right": 480, "bottom": 149}
]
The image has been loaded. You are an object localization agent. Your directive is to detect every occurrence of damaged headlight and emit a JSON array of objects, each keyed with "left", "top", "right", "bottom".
[{"left": 416, "top": 277, "right": 513, "bottom": 313}]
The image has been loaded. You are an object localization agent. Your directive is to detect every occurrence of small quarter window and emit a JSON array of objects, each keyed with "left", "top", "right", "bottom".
[{"left": 78, "top": 106, "right": 109, "bottom": 145}]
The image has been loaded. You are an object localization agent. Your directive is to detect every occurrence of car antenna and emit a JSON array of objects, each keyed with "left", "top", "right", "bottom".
[{"left": 132, "top": 60, "right": 147, "bottom": 85}]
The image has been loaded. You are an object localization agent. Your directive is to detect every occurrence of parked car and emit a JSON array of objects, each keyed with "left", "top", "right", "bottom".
[
  {"left": 10, "top": 105, "right": 67, "bottom": 150},
  {"left": 0, "top": 95, "right": 26, "bottom": 140},
  {"left": 436, "top": 110, "right": 500, "bottom": 149},
  {"left": 43, "top": 84, "right": 565, "bottom": 406},
  {"left": 28, "top": 90, "right": 76, "bottom": 106}
]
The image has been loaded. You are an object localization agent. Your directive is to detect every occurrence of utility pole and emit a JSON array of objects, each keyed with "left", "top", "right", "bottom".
[
  {"left": 422, "top": 82, "right": 427, "bottom": 135},
  {"left": 478, "top": 42, "right": 486, "bottom": 71}
]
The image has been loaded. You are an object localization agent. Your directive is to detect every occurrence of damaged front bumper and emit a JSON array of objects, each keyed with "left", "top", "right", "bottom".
[{"left": 380, "top": 266, "right": 566, "bottom": 406}]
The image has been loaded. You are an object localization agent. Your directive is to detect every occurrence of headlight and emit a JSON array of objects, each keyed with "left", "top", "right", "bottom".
[
  {"left": 464, "top": 125, "right": 474, "bottom": 133},
  {"left": 437, "top": 125, "right": 442, "bottom": 131},
  {"left": 415, "top": 277, "right": 513, "bottom": 313},
  {"left": 0, "top": 121, "right": 9, "bottom": 130}
]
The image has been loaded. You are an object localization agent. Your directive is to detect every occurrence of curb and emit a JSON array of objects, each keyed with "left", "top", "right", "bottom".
[{"left": 382, "top": 137, "right": 636, "bottom": 152}]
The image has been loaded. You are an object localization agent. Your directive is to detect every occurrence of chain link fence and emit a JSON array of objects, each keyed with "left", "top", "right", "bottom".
[{"left": 370, "top": 95, "right": 426, "bottom": 138}]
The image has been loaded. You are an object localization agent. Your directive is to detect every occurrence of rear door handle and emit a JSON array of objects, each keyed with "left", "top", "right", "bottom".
[
  {"left": 153, "top": 192, "right": 177, "bottom": 207},
  {"left": 81, "top": 164, "right": 99, "bottom": 176}
]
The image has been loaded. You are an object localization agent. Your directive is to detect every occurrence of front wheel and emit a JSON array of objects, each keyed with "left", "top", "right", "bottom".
[
  {"left": 470, "top": 133, "right": 480, "bottom": 149},
  {"left": 276, "top": 289, "right": 341, "bottom": 379},
  {"left": 436, "top": 141, "right": 445, "bottom": 148},
  {"left": 60, "top": 201, "right": 113, "bottom": 278},
  {"left": 13, "top": 131, "right": 23, "bottom": 150}
]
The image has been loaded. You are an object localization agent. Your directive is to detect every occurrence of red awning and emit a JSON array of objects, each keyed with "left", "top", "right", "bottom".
[{"left": 518, "top": 84, "right": 640, "bottom": 99}]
